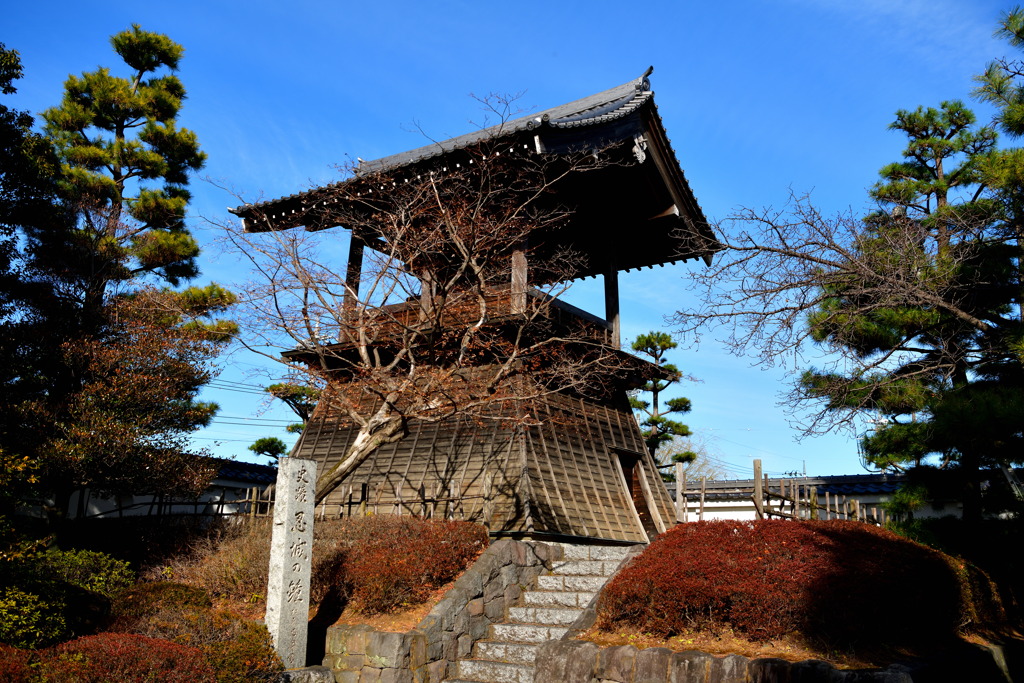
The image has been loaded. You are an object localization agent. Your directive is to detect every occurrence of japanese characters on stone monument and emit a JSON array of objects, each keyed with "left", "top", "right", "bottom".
[{"left": 266, "top": 457, "right": 316, "bottom": 669}]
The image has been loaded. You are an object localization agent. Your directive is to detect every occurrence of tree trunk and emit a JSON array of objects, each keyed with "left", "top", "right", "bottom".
[
  {"left": 313, "top": 411, "right": 406, "bottom": 504},
  {"left": 961, "top": 448, "right": 983, "bottom": 525}
]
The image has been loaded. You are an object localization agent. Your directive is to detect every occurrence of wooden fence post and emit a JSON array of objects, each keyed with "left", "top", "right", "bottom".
[
  {"left": 752, "top": 460, "right": 764, "bottom": 520},
  {"left": 675, "top": 462, "right": 684, "bottom": 523}
]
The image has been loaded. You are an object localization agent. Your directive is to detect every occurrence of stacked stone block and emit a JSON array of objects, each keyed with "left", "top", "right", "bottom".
[
  {"left": 446, "top": 543, "right": 637, "bottom": 683},
  {"left": 322, "top": 539, "right": 557, "bottom": 683},
  {"left": 533, "top": 641, "right": 928, "bottom": 682}
]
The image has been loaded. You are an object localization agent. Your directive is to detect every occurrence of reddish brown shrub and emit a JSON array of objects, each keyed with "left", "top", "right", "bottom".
[
  {"left": 102, "top": 588, "right": 282, "bottom": 683},
  {"left": 338, "top": 516, "right": 489, "bottom": 614},
  {"left": 597, "top": 520, "right": 999, "bottom": 650},
  {"left": 34, "top": 633, "right": 217, "bottom": 682},
  {"left": 0, "top": 644, "right": 32, "bottom": 683}
]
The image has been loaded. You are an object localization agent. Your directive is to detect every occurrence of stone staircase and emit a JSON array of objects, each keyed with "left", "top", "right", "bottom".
[{"left": 444, "top": 543, "right": 634, "bottom": 683}]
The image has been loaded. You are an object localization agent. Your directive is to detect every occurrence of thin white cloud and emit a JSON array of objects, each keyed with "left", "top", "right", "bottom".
[{"left": 784, "top": 0, "right": 1006, "bottom": 70}]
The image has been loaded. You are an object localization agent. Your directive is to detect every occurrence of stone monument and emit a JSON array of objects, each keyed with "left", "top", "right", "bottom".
[{"left": 266, "top": 457, "right": 316, "bottom": 669}]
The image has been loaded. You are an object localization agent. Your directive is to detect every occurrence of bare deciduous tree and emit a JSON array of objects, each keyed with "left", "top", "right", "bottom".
[
  {"left": 224, "top": 138, "right": 640, "bottom": 502},
  {"left": 670, "top": 191, "right": 1016, "bottom": 435}
]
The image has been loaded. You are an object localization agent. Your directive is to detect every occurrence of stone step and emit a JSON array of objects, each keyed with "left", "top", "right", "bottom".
[
  {"left": 536, "top": 574, "right": 606, "bottom": 592},
  {"left": 489, "top": 623, "right": 569, "bottom": 643},
  {"left": 558, "top": 544, "right": 633, "bottom": 561},
  {"left": 507, "top": 606, "right": 580, "bottom": 626},
  {"left": 472, "top": 641, "right": 538, "bottom": 665},
  {"left": 549, "top": 559, "right": 618, "bottom": 576},
  {"left": 454, "top": 659, "right": 533, "bottom": 683},
  {"left": 522, "top": 589, "right": 594, "bottom": 608}
]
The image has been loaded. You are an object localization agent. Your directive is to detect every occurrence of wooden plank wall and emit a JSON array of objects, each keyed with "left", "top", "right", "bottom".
[
  {"left": 525, "top": 391, "right": 674, "bottom": 542},
  {"left": 295, "top": 410, "right": 530, "bottom": 532},
  {"left": 293, "top": 386, "right": 676, "bottom": 542}
]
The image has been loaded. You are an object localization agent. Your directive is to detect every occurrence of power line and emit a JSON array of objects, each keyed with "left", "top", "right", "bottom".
[{"left": 213, "top": 414, "right": 293, "bottom": 422}]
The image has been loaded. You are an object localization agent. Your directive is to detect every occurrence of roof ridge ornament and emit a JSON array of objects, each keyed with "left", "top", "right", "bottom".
[{"left": 638, "top": 65, "right": 654, "bottom": 91}]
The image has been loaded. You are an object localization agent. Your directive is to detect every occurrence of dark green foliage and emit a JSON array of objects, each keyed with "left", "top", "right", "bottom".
[
  {"left": 0, "top": 44, "right": 70, "bottom": 529},
  {"left": 976, "top": 7, "right": 1024, "bottom": 139},
  {"left": 39, "top": 548, "right": 134, "bottom": 599},
  {"left": 598, "top": 520, "right": 1005, "bottom": 652},
  {"left": 799, "top": 98, "right": 1024, "bottom": 521},
  {"left": 248, "top": 436, "right": 288, "bottom": 460},
  {"left": 266, "top": 382, "right": 320, "bottom": 425},
  {"left": 629, "top": 331, "right": 693, "bottom": 458},
  {"left": 0, "top": 547, "right": 134, "bottom": 649},
  {"left": 887, "top": 514, "right": 1024, "bottom": 614}
]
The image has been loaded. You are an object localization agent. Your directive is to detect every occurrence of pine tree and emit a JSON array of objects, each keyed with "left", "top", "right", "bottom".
[
  {"left": 38, "top": 25, "right": 207, "bottom": 318},
  {"left": 801, "top": 101, "right": 1023, "bottom": 520},
  {"left": 266, "top": 382, "right": 320, "bottom": 433},
  {"left": 15, "top": 27, "right": 235, "bottom": 520},
  {"left": 629, "top": 331, "right": 694, "bottom": 461},
  {"left": 1, "top": 43, "right": 69, "bottom": 544}
]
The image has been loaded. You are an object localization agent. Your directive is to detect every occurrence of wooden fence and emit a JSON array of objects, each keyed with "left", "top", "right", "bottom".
[
  {"left": 243, "top": 481, "right": 484, "bottom": 523},
  {"left": 673, "top": 459, "right": 888, "bottom": 526}
]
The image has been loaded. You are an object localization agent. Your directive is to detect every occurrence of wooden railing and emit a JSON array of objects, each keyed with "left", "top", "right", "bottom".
[{"left": 290, "top": 285, "right": 613, "bottom": 356}]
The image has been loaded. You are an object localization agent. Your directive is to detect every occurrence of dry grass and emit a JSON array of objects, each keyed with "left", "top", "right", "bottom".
[
  {"left": 581, "top": 626, "right": 888, "bottom": 669},
  {"left": 580, "top": 624, "right": 1024, "bottom": 671},
  {"left": 150, "top": 516, "right": 486, "bottom": 620},
  {"left": 146, "top": 518, "right": 346, "bottom": 608}
]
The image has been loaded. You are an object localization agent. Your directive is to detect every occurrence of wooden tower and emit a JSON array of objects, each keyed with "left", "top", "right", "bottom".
[{"left": 230, "top": 70, "right": 719, "bottom": 543}]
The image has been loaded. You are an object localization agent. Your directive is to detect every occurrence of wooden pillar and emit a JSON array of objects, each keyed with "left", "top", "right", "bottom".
[
  {"left": 343, "top": 233, "right": 364, "bottom": 312},
  {"left": 419, "top": 271, "right": 435, "bottom": 319},
  {"left": 604, "top": 266, "right": 620, "bottom": 347},
  {"left": 511, "top": 249, "right": 528, "bottom": 314}
]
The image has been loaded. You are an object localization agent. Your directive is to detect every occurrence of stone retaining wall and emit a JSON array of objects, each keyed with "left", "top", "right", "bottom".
[
  {"left": 534, "top": 637, "right": 1018, "bottom": 682},
  {"left": 322, "top": 539, "right": 558, "bottom": 682},
  {"left": 534, "top": 641, "right": 917, "bottom": 682}
]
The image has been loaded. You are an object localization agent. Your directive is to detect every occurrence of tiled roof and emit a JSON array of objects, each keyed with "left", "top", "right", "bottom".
[
  {"left": 229, "top": 69, "right": 692, "bottom": 222},
  {"left": 213, "top": 458, "right": 277, "bottom": 486},
  {"left": 353, "top": 73, "right": 653, "bottom": 177},
  {"left": 228, "top": 68, "right": 720, "bottom": 273}
]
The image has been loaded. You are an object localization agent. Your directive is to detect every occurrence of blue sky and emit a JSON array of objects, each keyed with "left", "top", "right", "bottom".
[{"left": 4, "top": 0, "right": 1014, "bottom": 477}]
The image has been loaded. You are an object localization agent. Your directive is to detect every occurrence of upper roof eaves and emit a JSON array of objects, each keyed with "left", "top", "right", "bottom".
[
  {"left": 355, "top": 74, "right": 651, "bottom": 176},
  {"left": 231, "top": 73, "right": 654, "bottom": 217}
]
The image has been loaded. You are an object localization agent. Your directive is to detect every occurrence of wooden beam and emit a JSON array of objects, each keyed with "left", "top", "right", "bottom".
[
  {"left": 511, "top": 249, "right": 528, "bottom": 314},
  {"left": 604, "top": 266, "right": 620, "bottom": 347},
  {"left": 343, "top": 233, "right": 364, "bottom": 312}
]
